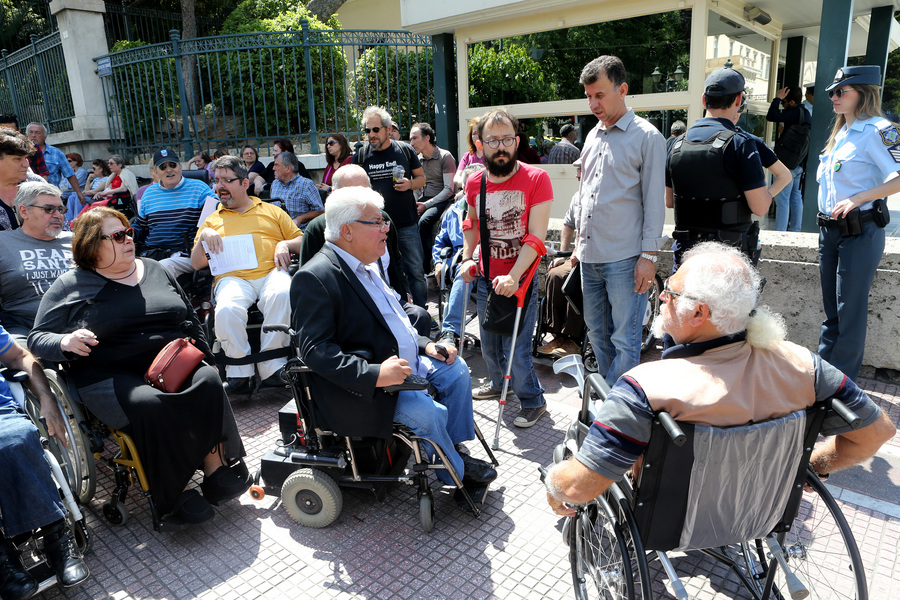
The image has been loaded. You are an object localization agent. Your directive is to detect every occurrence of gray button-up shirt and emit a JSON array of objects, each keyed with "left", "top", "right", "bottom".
[
  {"left": 419, "top": 145, "right": 457, "bottom": 207},
  {"left": 575, "top": 109, "right": 666, "bottom": 263}
]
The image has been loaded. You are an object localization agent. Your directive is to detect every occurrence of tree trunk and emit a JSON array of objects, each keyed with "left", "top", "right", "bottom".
[
  {"left": 305, "top": 0, "right": 347, "bottom": 22},
  {"left": 181, "top": 0, "right": 200, "bottom": 136}
]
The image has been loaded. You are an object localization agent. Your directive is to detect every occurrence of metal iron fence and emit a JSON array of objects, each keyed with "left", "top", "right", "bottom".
[
  {"left": 0, "top": 32, "right": 74, "bottom": 134},
  {"left": 94, "top": 20, "right": 434, "bottom": 163},
  {"left": 103, "top": 3, "right": 224, "bottom": 48}
]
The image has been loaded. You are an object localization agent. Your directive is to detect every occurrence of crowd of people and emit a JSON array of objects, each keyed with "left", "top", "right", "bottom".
[{"left": 0, "top": 53, "right": 896, "bottom": 599}]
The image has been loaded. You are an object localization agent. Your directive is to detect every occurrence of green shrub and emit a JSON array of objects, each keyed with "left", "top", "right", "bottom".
[
  {"left": 467, "top": 43, "right": 556, "bottom": 108},
  {"left": 351, "top": 45, "right": 433, "bottom": 132}
]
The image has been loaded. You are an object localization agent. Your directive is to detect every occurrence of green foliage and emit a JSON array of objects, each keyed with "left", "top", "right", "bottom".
[
  {"left": 351, "top": 45, "right": 433, "bottom": 130},
  {"left": 0, "top": 0, "right": 48, "bottom": 52},
  {"left": 506, "top": 10, "right": 691, "bottom": 99},
  {"left": 467, "top": 43, "right": 557, "bottom": 108},
  {"left": 882, "top": 16, "right": 900, "bottom": 118},
  {"left": 211, "top": 0, "right": 346, "bottom": 138}
]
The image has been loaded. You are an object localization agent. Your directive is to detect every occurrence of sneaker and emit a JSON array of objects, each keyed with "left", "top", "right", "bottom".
[
  {"left": 514, "top": 404, "right": 547, "bottom": 428},
  {"left": 472, "top": 383, "right": 501, "bottom": 400},
  {"left": 537, "top": 336, "right": 565, "bottom": 355},
  {"left": 550, "top": 339, "right": 582, "bottom": 357}
]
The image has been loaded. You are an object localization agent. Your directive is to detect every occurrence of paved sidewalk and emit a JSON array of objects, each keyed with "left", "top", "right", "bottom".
[{"left": 38, "top": 344, "right": 900, "bottom": 600}]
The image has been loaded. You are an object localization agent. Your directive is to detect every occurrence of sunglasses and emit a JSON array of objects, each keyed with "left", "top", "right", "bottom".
[
  {"left": 363, "top": 127, "right": 383, "bottom": 134},
  {"left": 326, "top": 140, "right": 337, "bottom": 146},
  {"left": 158, "top": 161, "right": 178, "bottom": 170},
  {"left": 101, "top": 227, "right": 135, "bottom": 243},
  {"left": 32, "top": 204, "right": 65, "bottom": 215},
  {"left": 828, "top": 87, "right": 855, "bottom": 99}
]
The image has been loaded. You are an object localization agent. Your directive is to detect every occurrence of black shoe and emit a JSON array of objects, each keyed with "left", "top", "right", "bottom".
[
  {"left": 0, "top": 543, "right": 37, "bottom": 600},
  {"left": 222, "top": 377, "right": 253, "bottom": 395},
  {"left": 201, "top": 466, "right": 251, "bottom": 505},
  {"left": 40, "top": 521, "right": 89, "bottom": 588},
  {"left": 260, "top": 372, "right": 285, "bottom": 388},
  {"left": 169, "top": 489, "right": 215, "bottom": 525},
  {"left": 438, "top": 331, "right": 459, "bottom": 347},
  {"left": 460, "top": 454, "right": 497, "bottom": 486},
  {"left": 453, "top": 484, "right": 488, "bottom": 512}
]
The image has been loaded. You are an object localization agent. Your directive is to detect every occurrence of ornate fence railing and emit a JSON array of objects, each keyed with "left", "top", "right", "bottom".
[
  {"left": 94, "top": 20, "right": 434, "bottom": 163},
  {"left": 0, "top": 31, "right": 74, "bottom": 134}
]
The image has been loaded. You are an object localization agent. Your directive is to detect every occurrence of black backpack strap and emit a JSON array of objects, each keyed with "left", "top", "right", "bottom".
[{"left": 479, "top": 174, "right": 491, "bottom": 281}]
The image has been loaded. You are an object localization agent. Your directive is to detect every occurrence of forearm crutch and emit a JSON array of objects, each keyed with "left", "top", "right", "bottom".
[
  {"left": 458, "top": 263, "right": 477, "bottom": 356},
  {"left": 492, "top": 255, "right": 543, "bottom": 450}
]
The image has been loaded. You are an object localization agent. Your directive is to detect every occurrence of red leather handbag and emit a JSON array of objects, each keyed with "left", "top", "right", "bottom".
[{"left": 144, "top": 337, "right": 205, "bottom": 393}]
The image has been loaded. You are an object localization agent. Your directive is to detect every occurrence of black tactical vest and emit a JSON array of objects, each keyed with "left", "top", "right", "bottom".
[{"left": 669, "top": 130, "right": 752, "bottom": 233}]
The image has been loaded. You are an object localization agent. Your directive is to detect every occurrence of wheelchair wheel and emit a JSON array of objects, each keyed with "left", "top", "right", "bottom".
[
  {"left": 418, "top": 488, "right": 434, "bottom": 534},
  {"left": 281, "top": 469, "right": 342, "bottom": 528},
  {"left": 102, "top": 499, "right": 129, "bottom": 526},
  {"left": 746, "top": 473, "right": 867, "bottom": 600},
  {"left": 582, "top": 338, "right": 598, "bottom": 374},
  {"left": 45, "top": 369, "right": 97, "bottom": 504},
  {"left": 570, "top": 498, "right": 635, "bottom": 600},
  {"left": 640, "top": 275, "right": 662, "bottom": 354}
]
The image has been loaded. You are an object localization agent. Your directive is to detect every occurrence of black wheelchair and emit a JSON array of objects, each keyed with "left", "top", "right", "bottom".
[
  {"left": 550, "top": 368, "right": 867, "bottom": 600},
  {"left": 3, "top": 369, "right": 91, "bottom": 594},
  {"left": 251, "top": 325, "right": 498, "bottom": 533},
  {"left": 435, "top": 246, "right": 480, "bottom": 351}
]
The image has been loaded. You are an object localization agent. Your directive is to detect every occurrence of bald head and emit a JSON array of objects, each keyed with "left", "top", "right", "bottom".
[{"left": 332, "top": 164, "right": 370, "bottom": 190}]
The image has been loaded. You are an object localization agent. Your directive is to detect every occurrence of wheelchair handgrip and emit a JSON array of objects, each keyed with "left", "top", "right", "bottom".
[
  {"left": 830, "top": 398, "right": 862, "bottom": 430},
  {"left": 262, "top": 324, "right": 291, "bottom": 335},
  {"left": 658, "top": 412, "right": 686, "bottom": 446}
]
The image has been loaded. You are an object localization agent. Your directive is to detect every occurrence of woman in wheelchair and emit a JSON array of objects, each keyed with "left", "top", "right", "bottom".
[
  {"left": 0, "top": 330, "right": 88, "bottom": 600},
  {"left": 28, "top": 207, "right": 250, "bottom": 528}
]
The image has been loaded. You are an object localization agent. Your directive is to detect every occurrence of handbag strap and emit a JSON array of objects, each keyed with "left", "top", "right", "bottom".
[{"left": 479, "top": 173, "right": 491, "bottom": 280}]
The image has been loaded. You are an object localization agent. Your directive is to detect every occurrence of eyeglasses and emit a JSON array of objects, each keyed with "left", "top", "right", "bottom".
[
  {"left": 828, "top": 87, "right": 855, "bottom": 99},
  {"left": 354, "top": 218, "right": 390, "bottom": 231},
  {"left": 101, "top": 227, "right": 135, "bottom": 243},
  {"left": 214, "top": 177, "right": 240, "bottom": 185},
  {"left": 661, "top": 277, "right": 711, "bottom": 312},
  {"left": 31, "top": 204, "right": 65, "bottom": 215},
  {"left": 483, "top": 136, "right": 517, "bottom": 149},
  {"left": 157, "top": 161, "right": 178, "bottom": 170},
  {"left": 326, "top": 140, "right": 337, "bottom": 146},
  {"left": 363, "top": 127, "right": 383, "bottom": 134}
]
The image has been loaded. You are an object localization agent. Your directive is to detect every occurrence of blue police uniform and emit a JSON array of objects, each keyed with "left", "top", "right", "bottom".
[
  {"left": 816, "top": 116, "right": 897, "bottom": 380},
  {"left": 817, "top": 65, "right": 898, "bottom": 380}
]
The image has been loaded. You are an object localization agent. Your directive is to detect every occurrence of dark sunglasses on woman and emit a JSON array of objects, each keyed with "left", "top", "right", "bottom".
[{"left": 102, "top": 228, "right": 135, "bottom": 243}]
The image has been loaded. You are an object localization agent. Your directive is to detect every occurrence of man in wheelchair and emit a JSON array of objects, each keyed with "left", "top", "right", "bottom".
[
  {"left": 0, "top": 329, "right": 88, "bottom": 600},
  {"left": 545, "top": 241, "right": 895, "bottom": 515},
  {"left": 290, "top": 187, "right": 497, "bottom": 500}
]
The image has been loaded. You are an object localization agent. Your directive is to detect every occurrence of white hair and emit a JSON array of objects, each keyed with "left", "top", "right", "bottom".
[
  {"left": 361, "top": 105, "right": 392, "bottom": 128},
  {"left": 324, "top": 187, "right": 385, "bottom": 243},
  {"left": 677, "top": 242, "right": 784, "bottom": 346}
]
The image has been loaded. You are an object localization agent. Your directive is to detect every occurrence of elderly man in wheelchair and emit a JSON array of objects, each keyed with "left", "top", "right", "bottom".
[
  {"left": 0, "top": 329, "right": 89, "bottom": 600},
  {"left": 290, "top": 186, "right": 498, "bottom": 505},
  {"left": 545, "top": 242, "right": 895, "bottom": 600}
]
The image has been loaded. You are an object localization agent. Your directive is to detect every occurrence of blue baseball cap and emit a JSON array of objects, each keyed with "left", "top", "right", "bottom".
[
  {"left": 704, "top": 68, "right": 746, "bottom": 97},
  {"left": 825, "top": 66, "right": 882, "bottom": 92}
]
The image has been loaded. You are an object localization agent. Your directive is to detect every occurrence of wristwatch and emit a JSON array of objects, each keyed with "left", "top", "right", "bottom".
[{"left": 640, "top": 252, "right": 658, "bottom": 264}]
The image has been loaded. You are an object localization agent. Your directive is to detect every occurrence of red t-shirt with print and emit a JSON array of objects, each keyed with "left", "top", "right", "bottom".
[{"left": 465, "top": 161, "right": 553, "bottom": 278}]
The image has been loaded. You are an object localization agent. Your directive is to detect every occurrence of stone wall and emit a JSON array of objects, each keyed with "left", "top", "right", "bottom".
[{"left": 548, "top": 220, "right": 900, "bottom": 378}]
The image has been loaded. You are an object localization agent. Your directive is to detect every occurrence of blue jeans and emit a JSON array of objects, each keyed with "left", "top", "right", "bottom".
[
  {"left": 774, "top": 165, "right": 804, "bottom": 231},
  {"left": 475, "top": 277, "right": 545, "bottom": 409},
  {"left": 818, "top": 220, "right": 885, "bottom": 381},
  {"left": 582, "top": 258, "right": 647, "bottom": 386},
  {"left": 440, "top": 266, "right": 469, "bottom": 337},
  {"left": 395, "top": 224, "right": 428, "bottom": 308},
  {"left": 0, "top": 407, "right": 66, "bottom": 537},
  {"left": 394, "top": 355, "right": 474, "bottom": 485}
]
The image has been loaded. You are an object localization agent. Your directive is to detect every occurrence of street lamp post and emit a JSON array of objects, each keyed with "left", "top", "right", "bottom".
[{"left": 652, "top": 65, "right": 684, "bottom": 135}]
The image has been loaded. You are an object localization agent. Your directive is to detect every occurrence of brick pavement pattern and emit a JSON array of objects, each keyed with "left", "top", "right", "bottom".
[{"left": 35, "top": 347, "right": 900, "bottom": 600}]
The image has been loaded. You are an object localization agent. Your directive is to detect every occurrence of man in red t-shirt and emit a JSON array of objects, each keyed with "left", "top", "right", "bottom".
[{"left": 460, "top": 109, "right": 553, "bottom": 428}]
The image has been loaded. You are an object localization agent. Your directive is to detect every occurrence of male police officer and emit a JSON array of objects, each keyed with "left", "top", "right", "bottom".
[{"left": 665, "top": 68, "right": 774, "bottom": 270}]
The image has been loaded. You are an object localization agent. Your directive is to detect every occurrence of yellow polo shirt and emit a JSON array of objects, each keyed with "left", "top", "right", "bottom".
[{"left": 197, "top": 196, "right": 301, "bottom": 282}]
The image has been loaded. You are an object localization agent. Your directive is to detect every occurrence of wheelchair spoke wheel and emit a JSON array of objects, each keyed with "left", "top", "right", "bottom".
[
  {"left": 766, "top": 474, "right": 867, "bottom": 600},
  {"left": 570, "top": 497, "right": 641, "bottom": 600},
  {"left": 640, "top": 275, "right": 662, "bottom": 354},
  {"left": 281, "top": 469, "right": 342, "bottom": 528},
  {"left": 46, "top": 369, "right": 97, "bottom": 504}
]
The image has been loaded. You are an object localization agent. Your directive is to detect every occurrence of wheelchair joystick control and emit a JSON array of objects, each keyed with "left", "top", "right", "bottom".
[{"left": 384, "top": 375, "right": 429, "bottom": 393}]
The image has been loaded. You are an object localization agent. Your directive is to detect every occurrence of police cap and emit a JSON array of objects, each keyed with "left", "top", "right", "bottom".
[
  {"left": 704, "top": 68, "right": 745, "bottom": 97},
  {"left": 825, "top": 65, "right": 882, "bottom": 92}
]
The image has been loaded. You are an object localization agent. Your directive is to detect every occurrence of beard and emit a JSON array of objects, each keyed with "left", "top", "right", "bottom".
[
  {"left": 650, "top": 313, "right": 668, "bottom": 341},
  {"left": 484, "top": 150, "right": 517, "bottom": 177}
]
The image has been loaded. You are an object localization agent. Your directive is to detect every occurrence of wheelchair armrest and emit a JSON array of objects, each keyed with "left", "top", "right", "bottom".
[{"left": 262, "top": 324, "right": 291, "bottom": 335}]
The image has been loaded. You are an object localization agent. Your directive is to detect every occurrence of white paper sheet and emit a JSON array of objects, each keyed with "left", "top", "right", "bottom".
[{"left": 202, "top": 233, "right": 258, "bottom": 276}]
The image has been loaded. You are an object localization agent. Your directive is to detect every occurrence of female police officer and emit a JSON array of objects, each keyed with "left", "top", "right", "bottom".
[{"left": 818, "top": 65, "right": 898, "bottom": 380}]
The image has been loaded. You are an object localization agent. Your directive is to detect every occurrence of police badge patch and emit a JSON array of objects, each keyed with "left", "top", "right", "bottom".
[
  {"left": 880, "top": 126, "right": 900, "bottom": 146},
  {"left": 888, "top": 143, "right": 900, "bottom": 163}
]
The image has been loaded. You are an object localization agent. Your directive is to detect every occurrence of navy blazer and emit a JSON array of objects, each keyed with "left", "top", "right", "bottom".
[{"left": 290, "top": 244, "right": 430, "bottom": 438}]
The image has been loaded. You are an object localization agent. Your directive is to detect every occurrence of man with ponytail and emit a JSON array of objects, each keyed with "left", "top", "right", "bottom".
[{"left": 545, "top": 241, "right": 894, "bottom": 514}]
